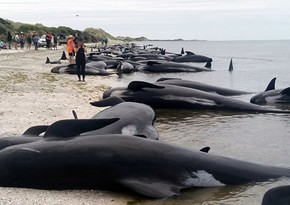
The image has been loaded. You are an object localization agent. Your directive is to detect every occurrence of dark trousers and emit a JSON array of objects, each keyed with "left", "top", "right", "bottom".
[{"left": 77, "top": 63, "right": 86, "bottom": 80}]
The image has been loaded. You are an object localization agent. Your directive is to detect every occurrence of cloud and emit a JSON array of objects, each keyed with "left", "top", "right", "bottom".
[{"left": 1, "top": 0, "right": 290, "bottom": 40}]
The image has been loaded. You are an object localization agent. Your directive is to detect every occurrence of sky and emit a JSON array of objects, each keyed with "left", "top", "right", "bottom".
[{"left": 1, "top": 0, "right": 290, "bottom": 41}]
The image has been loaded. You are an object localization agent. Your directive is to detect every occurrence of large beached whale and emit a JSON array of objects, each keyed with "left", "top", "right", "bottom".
[
  {"left": 102, "top": 81, "right": 290, "bottom": 113},
  {"left": 156, "top": 78, "right": 252, "bottom": 96},
  {"left": 250, "top": 78, "right": 290, "bottom": 105},
  {"left": 0, "top": 131, "right": 290, "bottom": 198},
  {"left": 173, "top": 51, "right": 212, "bottom": 63},
  {"left": 89, "top": 96, "right": 159, "bottom": 140},
  {"left": 262, "top": 185, "right": 290, "bottom": 205}
]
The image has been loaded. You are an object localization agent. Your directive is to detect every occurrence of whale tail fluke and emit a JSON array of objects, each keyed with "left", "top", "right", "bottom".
[
  {"left": 60, "top": 51, "right": 68, "bottom": 60},
  {"left": 204, "top": 59, "right": 212, "bottom": 69},
  {"left": 228, "top": 58, "right": 233, "bottom": 72},
  {"left": 45, "top": 57, "right": 50, "bottom": 64}
]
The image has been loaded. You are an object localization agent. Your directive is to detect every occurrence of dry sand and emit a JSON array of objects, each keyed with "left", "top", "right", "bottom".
[{"left": 0, "top": 46, "right": 134, "bottom": 204}]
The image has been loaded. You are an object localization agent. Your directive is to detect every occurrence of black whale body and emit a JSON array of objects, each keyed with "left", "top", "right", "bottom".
[
  {"left": 156, "top": 78, "right": 252, "bottom": 96},
  {"left": 102, "top": 81, "right": 290, "bottom": 113},
  {"left": 1, "top": 133, "right": 290, "bottom": 198},
  {"left": 262, "top": 185, "right": 290, "bottom": 205},
  {"left": 173, "top": 51, "right": 212, "bottom": 63},
  {"left": 89, "top": 96, "right": 159, "bottom": 140},
  {"left": 51, "top": 63, "right": 112, "bottom": 76},
  {"left": 250, "top": 78, "right": 290, "bottom": 105},
  {"left": 141, "top": 61, "right": 212, "bottom": 73}
]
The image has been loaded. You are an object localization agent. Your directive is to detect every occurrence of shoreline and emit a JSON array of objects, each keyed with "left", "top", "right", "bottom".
[{"left": 0, "top": 46, "right": 132, "bottom": 204}]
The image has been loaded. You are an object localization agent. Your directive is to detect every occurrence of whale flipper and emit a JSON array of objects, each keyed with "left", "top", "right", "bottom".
[
  {"left": 265, "top": 77, "right": 276, "bottom": 91},
  {"left": 128, "top": 81, "right": 165, "bottom": 91},
  {"left": 118, "top": 178, "right": 182, "bottom": 198},
  {"left": 44, "top": 118, "right": 119, "bottom": 138},
  {"left": 156, "top": 78, "right": 182, "bottom": 82},
  {"left": 72, "top": 110, "right": 78, "bottom": 119}
]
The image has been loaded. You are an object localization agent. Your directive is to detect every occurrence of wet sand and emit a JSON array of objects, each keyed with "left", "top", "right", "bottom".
[{"left": 0, "top": 46, "right": 132, "bottom": 204}]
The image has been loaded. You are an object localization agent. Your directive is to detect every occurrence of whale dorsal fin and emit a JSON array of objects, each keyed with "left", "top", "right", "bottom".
[
  {"left": 265, "top": 78, "right": 276, "bottom": 91},
  {"left": 185, "top": 51, "right": 195, "bottom": 55},
  {"left": 128, "top": 81, "right": 165, "bottom": 91},
  {"left": 118, "top": 178, "right": 182, "bottom": 198},
  {"left": 90, "top": 96, "right": 124, "bottom": 107},
  {"left": 200, "top": 146, "right": 210, "bottom": 153},
  {"left": 147, "top": 61, "right": 162, "bottom": 66},
  {"left": 181, "top": 47, "right": 185, "bottom": 54},
  {"left": 281, "top": 87, "right": 290, "bottom": 95},
  {"left": 60, "top": 51, "right": 68, "bottom": 60},
  {"left": 22, "top": 125, "right": 49, "bottom": 136},
  {"left": 45, "top": 57, "right": 50, "bottom": 64},
  {"left": 228, "top": 58, "right": 233, "bottom": 72},
  {"left": 44, "top": 118, "right": 119, "bottom": 138}
]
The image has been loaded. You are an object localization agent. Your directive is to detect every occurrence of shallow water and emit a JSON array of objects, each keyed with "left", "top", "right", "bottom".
[{"left": 110, "top": 40, "right": 290, "bottom": 204}]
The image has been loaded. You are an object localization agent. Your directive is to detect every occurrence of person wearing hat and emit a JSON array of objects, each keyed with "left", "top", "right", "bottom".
[
  {"left": 67, "top": 35, "right": 75, "bottom": 64},
  {"left": 19, "top": 31, "right": 25, "bottom": 49}
]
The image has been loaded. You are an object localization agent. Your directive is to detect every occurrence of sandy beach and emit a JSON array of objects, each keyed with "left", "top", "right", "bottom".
[{"left": 0, "top": 46, "right": 133, "bottom": 204}]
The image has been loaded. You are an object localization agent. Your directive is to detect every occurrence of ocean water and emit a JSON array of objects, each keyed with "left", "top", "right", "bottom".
[{"left": 110, "top": 40, "right": 290, "bottom": 205}]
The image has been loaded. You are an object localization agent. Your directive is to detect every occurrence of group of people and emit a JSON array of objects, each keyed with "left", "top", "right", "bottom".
[
  {"left": 3, "top": 31, "right": 59, "bottom": 50},
  {"left": 6, "top": 31, "right": 31, "bottom": 50},
  {"left": 66, "top": 34, "right": 87, "bottom": 82},
  {"left": 2, "top": 30, "right": 88, "bottom": 82},
  {"left": 45, "top": 32, "right": 58, "bottom": 50}
]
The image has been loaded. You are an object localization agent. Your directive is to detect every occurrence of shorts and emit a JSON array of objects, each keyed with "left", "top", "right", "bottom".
[{"left": 69, "top": 52, "right": 75, "bottom": 57}]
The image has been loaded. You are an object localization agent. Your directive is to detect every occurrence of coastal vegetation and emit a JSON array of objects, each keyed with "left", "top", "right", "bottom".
[{"left": 0, "top": 18, "right": 148, "bottom": 43}]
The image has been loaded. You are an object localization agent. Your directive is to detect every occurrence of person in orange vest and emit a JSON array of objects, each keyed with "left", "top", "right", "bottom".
[{"left": 67, "top": 35, "right": 75, "bottom": 64}]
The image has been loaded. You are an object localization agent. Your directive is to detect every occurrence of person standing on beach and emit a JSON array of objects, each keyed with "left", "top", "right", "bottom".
[
  {"left": 53, "top": 35, "right": 57, "bottom": 50},
  {"left": 46, "top": 32, "right": 52, "bottom": 49},
  {"left": 26, "top": 33, "right": 32, "bottom": 50},
  {"left": 67, "top": 35, "right": 75, "bottom": 64},
  {"left": 19, "top": 31, "right": 25, "bottom": 49},
  {"left": 75, "top": 41, "right": 87, "bottom": 82},
  {"left": 33, "top": 34, "right": 39, "bottom": 50},
  {"left": 7, "top": 31, "right": 12, "bottom": 49},
  {"left": 14, "top": 32, "right": 19, "bottom": 50}
]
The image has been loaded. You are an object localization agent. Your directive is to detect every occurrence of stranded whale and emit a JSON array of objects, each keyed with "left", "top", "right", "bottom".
[
  {"left": 250, "top": 78, "right": 290, "bottom": 105},
  {"left": 0, "top": 133, "right": 290, "bottom": 198},
  {"left": 102, "top": 81, "right": 290, "bottom": 113}
]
